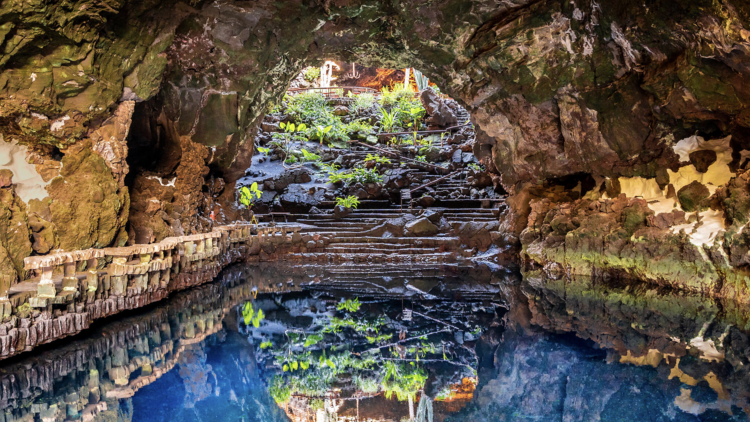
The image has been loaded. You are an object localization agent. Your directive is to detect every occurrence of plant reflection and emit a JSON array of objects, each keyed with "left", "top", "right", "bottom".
[{"left": 241, "top": 295, "right": 495, "bottom": 421}]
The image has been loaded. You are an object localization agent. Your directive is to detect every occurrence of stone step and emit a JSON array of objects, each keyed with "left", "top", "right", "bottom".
[
  {"left": 280, "top": 252, "right": 459, "bottom": 263},
  {"left": 327, "top": 236, "right": 459, "bottom": 246},
  {"left": 323, "top": 246, "right": 443, "bottom": 254}
]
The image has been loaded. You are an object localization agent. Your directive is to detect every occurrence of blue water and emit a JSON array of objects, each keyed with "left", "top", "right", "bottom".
[{"left": 0, "top": 263, "right": 747, "bottom": 422}]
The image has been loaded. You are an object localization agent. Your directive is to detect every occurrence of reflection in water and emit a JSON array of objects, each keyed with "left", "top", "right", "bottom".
[
  {"left": 244, "top": 293, "right": 496, "bottom": 421},
  {"left": 0, "top": 263, "right": 749, "bottom": 421}
]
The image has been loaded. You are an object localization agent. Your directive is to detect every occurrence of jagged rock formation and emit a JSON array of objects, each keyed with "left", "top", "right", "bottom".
[{"left": 2, "top": 0, "right": 750, "bottom": 298}]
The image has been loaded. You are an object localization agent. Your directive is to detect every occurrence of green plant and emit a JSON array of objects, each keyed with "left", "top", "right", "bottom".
[
  {"left": 468, "top": 163, "right": 483, "bottom": 171},
  {"left": 364, "top": 154, "right": 391, "bottom": 164},
  {"left": 257, "top": 146, "right": 270, "bottom": 154},
  {"left": 351, "top": 168, "right": 383, "bottom": 184},
  {"left": 239, "top": 183, "right": 262, "bottom": 208},
  {"left": 287, "top": 91, "right": 330, "bottom": 123},
  {"left": 337, "top": 297, "right": 361, "bottom": 312},
  {"left": 241, "top": 302, "right": 265, "bottom": 328},
  {"left": 302, "top": 66, "right": 321, "bottom": 82},
  {"left": 335, "top": 196, "right": 360, "bottom": 209},
  {"left": 348, "top": 92, "right": 376, "bottom": 114},
  {"left": 314, "top": 125, "right": 333, "bottom": 145},
  {"left": 413, "top": 69, "right": 430, "bottom": 91},
  {"left": 269, "top": 376, "right": 291, "bottom": 405},
  {"left": 300, "top": 149, "right": 321, "bottom": 162},
  {"left": 260, "top": 340, "right": 273, "bottom": 349},
  {"left": 415, "top": 155, "right": 427, "bottom": 163},
  {"left": 381, "top": 362, "right": 428, "bottom": 402},
  {"left": 378, "top": 106, "right": 397, "bottom": 133},
  {"left": 346, "top": 120, "right": 373, "bottom": 135}
]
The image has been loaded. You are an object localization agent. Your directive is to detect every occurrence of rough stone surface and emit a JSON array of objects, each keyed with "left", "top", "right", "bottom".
[
  {"left": 677, "top": 181, "right": 710, "bottom": 212},
  {"left": 405, "top": 217, "right": 438, "bottom": 237}
]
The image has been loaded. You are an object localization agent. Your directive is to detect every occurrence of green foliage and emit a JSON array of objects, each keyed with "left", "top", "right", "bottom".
[
  {"left": 257, "top": 146, "right": 270, "bottom": 154},
  {"left": 354, "top": 376, "right": 380, "bottom": 394},
  {"left": 304, "top": 334, "right": 324, "bottom": 348},
  {"left": 241, "top": 302, "right": 265, "bottom": 328},
  {"left": 302, "top": 66, "right": 321, "bottom": 82},
  {"left": 260, "top": 340, "right": 273, "bottom": 349},
  {"left": 415, "top": 155, "right": 427, "bottom": 163},
  {"left": 366, "top": 333, "right": 393, "bottom": 344},
  {"left": 379, "top": 84, "right": 414, "bottom": 108},
  {"left": 269, "top": 376, "right": 291, "bottom": 405},
  {"left": 300, "top": 149, "right": 321, "bottom": 162},
  {"left": 287, "top": 92, "right": 330, "bottom": 123},
  {"left": 336, "top": 297, "right": 361, "bottom": 312},
  {"left": 346, "top": 120, "right": 373, "bottom": 135},
  {"left": 378, "top": 106, "right": 397, "bottom": 133},
  {"left": 381, "top": 362, "right": 428, "bottom": 402},
  {"left": 348, "top": 92, "right": 376, "bottom": 114},
  {"left": 329, "top": 168, "right": 384, "bottom": 185},
  {"left": 239, "top": 183, "right": 262, "bottom": 208},
  {"left": 335, "top": 196, "right": 360, "bottom": 210},
  {"left": 364, "top": 154, "right": 391, "bottom": 164},
  {"left": 468, "top": 163, "right": 483, "bottom": 171},
  {"left": 314, "top": 125, "right": 333, "bottom": 145},
  {"left": 413, "top": 69, "right": 430, "bottom": 91}
]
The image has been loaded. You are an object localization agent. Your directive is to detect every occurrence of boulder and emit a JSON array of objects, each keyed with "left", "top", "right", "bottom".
[
  {"left": 405, "top": 217, "right": 438, "bottom": 237},
  {"left": 333, "top": 205, "right": 352, "bottom": 219},
  {"left": 689, "top": 150, "right": 717, "bottom": 173},
  {"left": 0, "top": 170, "right": 12, "bottom": 188},
  {"left": 420, "top": 88, "right": 457, "bottom": 127},
  {"left": 333, "top": 106, "right": 349, "bottom": 116},
  {"left": 677, "top": 181, "right": 710, "bottom": 212}
]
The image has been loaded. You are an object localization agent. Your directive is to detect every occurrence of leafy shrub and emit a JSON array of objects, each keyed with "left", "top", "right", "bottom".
[
  {"left": 364, "top": 154, "right": 391, "bottom": 164},
  {"left": 269, "top": 376, "right": 291, "bottom": 404},
  {"left": 287, "top": 92, "right": 330, "bottom": 123},
  {"left": 329, "top": 169, "right": 382, "bottom": 185},
  {"left": 335, "top": 196, "right": 360, "bottom": 209},
  {"left": 346, "top": 120, "right": 373, "bottom": 135},
  {"left": 348, "top": 92, "right": 376, "bottom": 114},
  {"left": 239, "top": 183, "right": 262, "bottom": 208},
  {"left": 302, "top": 66, "right": 321, "bottom": 82},
  {"left": 337, "top": 297, "right": 361, "bottom": 311},
  {"left": 300, "top": 149, "right": 321, "bottom": 162}
]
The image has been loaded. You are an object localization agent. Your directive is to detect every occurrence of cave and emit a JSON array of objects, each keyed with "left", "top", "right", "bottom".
[{"left": 1, "top": 0, "right": 750, "bottom": 420}]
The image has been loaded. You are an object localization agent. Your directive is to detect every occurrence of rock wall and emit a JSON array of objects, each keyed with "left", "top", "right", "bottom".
[{"left": 2, "top": 0, "right": 750, "bottom": 297}]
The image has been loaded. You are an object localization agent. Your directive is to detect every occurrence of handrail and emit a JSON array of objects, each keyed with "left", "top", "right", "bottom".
[{"left": 409, "top": 171, "right": 463, "bottom": 193}]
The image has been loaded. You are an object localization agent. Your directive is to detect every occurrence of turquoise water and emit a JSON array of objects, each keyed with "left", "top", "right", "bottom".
[{"left": 0, "top": 263, "right": 747, "bottom": 421}]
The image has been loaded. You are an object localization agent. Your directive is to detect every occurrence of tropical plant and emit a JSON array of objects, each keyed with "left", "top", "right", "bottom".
[
  {"left": 413, "top": 69, "right": 430, "bottom": 91},
  {"left": 381, "top": 362, "right": 428, "bottom": 402},
  {"left": 302, "top": 66, "right": 321, "bottom": 82},
  {"left": 314, "top": 125, "right": 333, "bottom": 145},
  {"left": 239, "top": 183, "right": 262, "bottom": 208},
  {"left": 335, "top": 196, "right": 360, "bottom": 210},
  {"left": 269, "top": 376, "right": 291, "bottom": 405},
  {"left": 241, "top": 301, "right": 265, "bottom": 328},
  {"left": 257, "top": 146, "right": 270, "bottom": 154},
  {"left": 287, "top": 91, "right": 329, "bottom": 122},
  {"left": 300, "top": 149, "right": 321, "bottom": 162},
  {"left": 337, "top": 297, "right": 361, "bottom": 312},
  {"left": 415, "top": 155, "right": 427, "bottom": 163},
  {"left": 364, "top": 154, "right": 391, "bottom": 164},
  {"left": 378, "top": 106, "right": 397, "bottom": 133},
  {"left": 346, "top": 120, "right": 373, "bottom": 135},
  {"left": 348, "top": 92, "right": 376, "bottom": 114}
]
